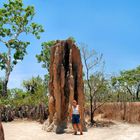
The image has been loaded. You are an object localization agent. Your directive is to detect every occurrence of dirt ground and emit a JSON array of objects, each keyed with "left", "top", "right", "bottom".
[{"left": 2, "top": 120, "right": 140, "bottom": 140}]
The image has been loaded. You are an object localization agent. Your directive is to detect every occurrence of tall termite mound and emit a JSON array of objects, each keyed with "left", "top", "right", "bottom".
[
  {"left": 43, "top": 39, "right": 86, "bottom": 134},
  {"left": 0, "top": 122, "right": 5, "bottom": 140}
]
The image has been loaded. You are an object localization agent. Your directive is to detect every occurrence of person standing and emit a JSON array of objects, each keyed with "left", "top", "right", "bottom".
[{"left": 69, "top": 100, "right": 83, "bottom": 135}]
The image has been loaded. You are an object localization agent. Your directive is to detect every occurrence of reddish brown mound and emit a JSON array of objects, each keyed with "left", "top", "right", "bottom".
[
  {"left": 0, "top": 122, "right": 4, "bottom": 140},
  {"left": 43, "top": 39, "right": 86, "bottom": 134}
]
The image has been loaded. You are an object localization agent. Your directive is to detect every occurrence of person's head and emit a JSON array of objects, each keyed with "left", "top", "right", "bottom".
[{"left": 72, "top": 100, "right": 77, "bottom": 107}]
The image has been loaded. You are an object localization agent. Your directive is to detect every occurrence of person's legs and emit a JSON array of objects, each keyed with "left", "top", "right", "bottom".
[
  {"left": 77, "top": 123, "right": 83, "bottom": 135},
  {"left": 72, "top": 124, "right": 78, "bottom": 134},
  {"left": 72, "top": 115, "right": 78, "bottom": 134},
  {"left": 75, "top": 114, "right": 83, "bottom": 135}
]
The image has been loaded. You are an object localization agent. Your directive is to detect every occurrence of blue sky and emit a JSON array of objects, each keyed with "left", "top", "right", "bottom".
[{"left": 0, "top": 0, "right": 140, "bottom": 88}]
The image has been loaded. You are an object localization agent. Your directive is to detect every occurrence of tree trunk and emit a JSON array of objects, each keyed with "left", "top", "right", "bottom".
[
  {"left": 126, "top": 86, "right": 135, "bottom": 101},
  {"left": 2, "top": 80, "right": 8, "bottom": 97},
  {"left": 90, "top": 112, "right": 94, "bottom": 124},
  {"left": 136, "top": 84, "right": 140, "bottom": 100},
  {"left": 122, "top": 102, "right": 126, "bottom": 120},
  {"left": 2, "top": 58, "right": 10, "bottom": 97},
  {"left": 2, "top": 44, "right": 11, "bottom": 97},
  {"left": 2, "top": 59, "right": 10, "bottom": 97},
  {"left": 90, "top": 97, "right": 94, "bottom": 124},
  {"left": 136, "top": 91, "right": 139, "bottom": 100}
]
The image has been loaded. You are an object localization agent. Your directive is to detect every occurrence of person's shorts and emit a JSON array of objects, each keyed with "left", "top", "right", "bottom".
[{"left": 72, "top": 114, "right": 80, "bottom": 124}]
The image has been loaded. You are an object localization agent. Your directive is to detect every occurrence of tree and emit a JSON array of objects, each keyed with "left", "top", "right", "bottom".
[
  {"left": 36, "top": 40, "right": 56, "bottom": 89},
  {"left": 22, "top": 76, "right": 46, "bottom": 94},
  {"left": 10, "top": 88, "right": 26, "bottom": 99},
  {"left": 0, "top": 78, "right": 3, "bottom": 95},
  {"left": 89, "top": 73, "right": 108, "bottom": 111},
  {"left": 0, "top": 0, "right": 44, "bottom": 96},
  {"left": 36, "top": 41, "right": 56, "bottom": 72},
  {"left": 22, "top": 76, "right": 48, "bottom": 106},
  {"left": 81, "top": 44, "right": 105, "bottom": 124},
  {"left": 112, "top": 66, "right": 140, "bottom": 101}
]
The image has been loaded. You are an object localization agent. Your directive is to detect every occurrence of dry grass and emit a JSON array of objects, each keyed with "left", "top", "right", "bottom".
[{"left": 95, "top": 102, "right": 140, "bottom": 123}]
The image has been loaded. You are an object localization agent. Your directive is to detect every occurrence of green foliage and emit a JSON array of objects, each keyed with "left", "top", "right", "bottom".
[
  {"left": 112, "top": 66, "right": 140, "bottom": 86},
  {"left": 22, "top": 76, "right": 47, "bottom": 94},
  {"left": 85, "top": 73, "right": 109, "bottom": 102},
  {"left": 0, "top": 0, "right": 44, "bottom": 70},
  {"left": 67, "top": 36, "right": 76, "bottom": 43},
  {"left": 0, "top": 78, "right": 3, "bottom": 94},
  {"left": 36, "top": 37, "right": 76, "bottom": 73},
  {"left": 0, "top": 53, "right": 7, "bottom": 70},
  {"left": 0, "top": 0, "right": 44, "bottom": 38},
  {"left": 111, "top": 66, "right": 140, "bottom": 101},
  {"left": 0, "top": 76, "right": 48, "bottom": 107},
  {"left": 0, "top": 0, "right": 44, "bottom": 96},
  {"left": 36, "top": 40, "right": 56, "bottom": 72}
]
